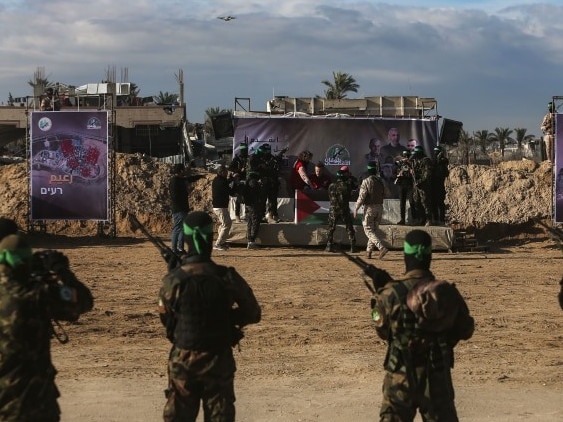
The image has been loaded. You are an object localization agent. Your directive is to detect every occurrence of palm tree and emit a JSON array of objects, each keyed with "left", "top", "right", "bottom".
[
  {"left": 204, "top": 107, "right": 233, "bottom": 139},
  {"left": 456, "top": 129, "right": 471, "bottom": 164},
  {"left": 155, "top": 91, "right": 177, "bottom": 104},
  {"left": 474, "top": 130, "right": 494, "bottom": 155},
  {"left": 205, "top": 107, "right": 231, "bottom": 117},
  {"left": 321, "top": 71, "right": 359, "bottom": 99},
  {"left": 491, "top": 127, "right": 514, "bottom": 157},
  {"left": 513, "top": 128, "right": 534, "bottom": 151}
]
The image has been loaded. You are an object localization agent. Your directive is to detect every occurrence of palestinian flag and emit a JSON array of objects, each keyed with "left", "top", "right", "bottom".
[{"left": 295, "top": 190, "right": 361, "bottom": 225}]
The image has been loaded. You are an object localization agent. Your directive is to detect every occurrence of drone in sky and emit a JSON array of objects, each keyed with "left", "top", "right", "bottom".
[{"left": 217, "top": 16, "right": 236, "bottom": 21}]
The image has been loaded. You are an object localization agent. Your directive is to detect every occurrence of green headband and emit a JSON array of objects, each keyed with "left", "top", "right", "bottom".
[
  {"left": 0, "top": 247, "right": 32, "bottom": 268},
  {"left": 183, "top": 222, "right": 214, "bottom": 254},
  {"left": 403, "top": 241, "right": 432, "bottom": 260}
]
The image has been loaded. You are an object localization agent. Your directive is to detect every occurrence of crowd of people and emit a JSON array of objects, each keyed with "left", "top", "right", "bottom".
[{"left": 169, "top": 133, "right": 451, "bottom": 256}]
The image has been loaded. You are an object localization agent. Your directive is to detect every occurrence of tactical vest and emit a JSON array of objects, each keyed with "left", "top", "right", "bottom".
[
  {"left": 168, "top": 262, "right": 233, "bottom": 352},
  {"left": 385, "top": 282, "right": 452, "bottom": 374}
]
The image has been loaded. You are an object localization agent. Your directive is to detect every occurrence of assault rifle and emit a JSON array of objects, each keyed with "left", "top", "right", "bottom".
[
  {"left": 130, "top": 215, "right": 182, "bottom": 269},
  {"left": 342, "top": 251, "right": 393, "bottom": 293}
]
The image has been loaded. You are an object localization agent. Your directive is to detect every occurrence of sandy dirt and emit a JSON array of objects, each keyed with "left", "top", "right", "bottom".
[{"left": 25, "top": 232, "right": 560, "bottom": 422}]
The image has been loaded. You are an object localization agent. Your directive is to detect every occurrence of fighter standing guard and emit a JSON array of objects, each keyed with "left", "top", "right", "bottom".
[
  {"left": 159, "top": 211, "right": 261, "bottom": 422},
  {"left": 410, "top": 146, "right": 435, "bottom": 226},
  {"left": 540, "top": 101, "right": 555, "bottom": 162},
  {"left": 394, "top": 150, "right": 416, "bottom": 225},
  {"left": 258, "top": 144, "right": 283, "bottom": 223},
  {"left": 430, "top": 145, "right": 450, "bottom": 225},
  {"left": 368, "top": 229, "right": 474, "bottom": 421},
  {"left": 325, "top": 169, "right": 356, "bottom": 253},
  {"left": 0, "top": 217, "right": 93, "bottom": 422},
  {"left": 228, "top": 143, "right": 249, "bottom": 223},
  {"left": 244, "top": 171, "right": 266, "bottom": 249}
]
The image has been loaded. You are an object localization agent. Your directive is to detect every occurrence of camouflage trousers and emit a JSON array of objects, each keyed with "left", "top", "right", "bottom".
[
  {"left": 412, "top": 186, "right": 433, "bottom": 224},
  {"left": 245, "top": 204, "right": 264, "bottom": 242},
  {"left": 0, "top": 362, "right": 61, "bottom": 422},
  {"left": 544, "top": 134, "right": 554, "bottom": 162},
  {"left": 362, "top": 204, "right": 385, "bottom": 252},
  {"left": 430, "top": 184, "right": 447, "bottom": 223},
  {"left": 326, "top": 207, "right": 355, "bottom": 242},
  {"left": 163, "top": 346, "right": 236, "bottom": 422},
  {"left": 379, "top": 368, "right": 458, "bottom": 422}
]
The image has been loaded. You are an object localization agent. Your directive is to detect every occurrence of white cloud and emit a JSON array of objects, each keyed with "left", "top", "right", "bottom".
[{"left": 0, "top": 0, "right": 561, "bottom": 133}]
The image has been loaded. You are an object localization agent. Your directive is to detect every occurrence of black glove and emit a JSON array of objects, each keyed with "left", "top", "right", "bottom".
[
  {"left": 32, "top": 250, "right": 70, "bottom": 273},
  {"left": 364, "top": 265, "right": 393, "bottom": 291},
  {"left": 165, "top": 253, "right": 182, "bottom": 272}
]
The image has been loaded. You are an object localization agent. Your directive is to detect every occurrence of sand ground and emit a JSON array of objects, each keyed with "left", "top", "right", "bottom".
[{"left": 27, "top": 232, "right": 562, "bottom": 421}]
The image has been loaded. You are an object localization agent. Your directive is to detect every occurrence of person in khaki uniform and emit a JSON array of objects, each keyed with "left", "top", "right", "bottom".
[
  {"left": 354, "top": 161, "right": 388, "bottom": 259},
  {"left": 540, "top": 102, "right": 555, "bottom": 162}
]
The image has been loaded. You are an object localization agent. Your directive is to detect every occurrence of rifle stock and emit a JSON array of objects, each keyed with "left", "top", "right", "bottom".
[
  {"left": 342, "top": 251, "right": 393, "bottom": 293},
  {"left": 130, "top": 215, "right": 182, "bottom": 266}
]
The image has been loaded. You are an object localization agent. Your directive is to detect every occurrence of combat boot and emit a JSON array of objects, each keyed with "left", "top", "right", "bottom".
[
  {"left": 349, "top": 238, "right": 356, "bottom": 253},
  {"left": 366, "top": 248, "right": 373, "bottom": 259}
]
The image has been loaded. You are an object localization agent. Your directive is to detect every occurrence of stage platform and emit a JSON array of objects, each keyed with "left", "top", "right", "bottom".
[
  {"left": 226, "top": 196, "right": 454, "bottom": 251},
  {"left": 227, "top": 221, "right": 454, "bottom": 251}
]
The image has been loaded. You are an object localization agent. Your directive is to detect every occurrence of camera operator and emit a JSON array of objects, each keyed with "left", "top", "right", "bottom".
[{"left": 394, "top": 150, "right": 417, "bottom": 225}]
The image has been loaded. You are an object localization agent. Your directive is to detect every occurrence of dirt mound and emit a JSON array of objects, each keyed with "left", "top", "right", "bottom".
[{"left": 0, "top": 154, "right": 554, "bottom": 238}]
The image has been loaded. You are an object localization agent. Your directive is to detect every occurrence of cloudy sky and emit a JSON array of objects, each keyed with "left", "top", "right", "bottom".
[{"left": 1, "top": 0, "right": 562, "bottom": 135}]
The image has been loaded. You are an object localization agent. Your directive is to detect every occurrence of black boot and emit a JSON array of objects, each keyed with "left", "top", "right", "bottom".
[{"left": 349, "top": 238, "right": 356, "bottom": 253}]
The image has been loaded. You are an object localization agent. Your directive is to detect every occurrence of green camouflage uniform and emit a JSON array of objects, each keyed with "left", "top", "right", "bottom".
[
  {"left": 0, "top": 235, "right": 93, "bottom": 422},
  {"left": 411, "top": 156, "right": 434, "bottom": 225},
  {"left": 430, "top": 154, "right": 449, "bottom": 224},
  {"left": 326, "top": 178, "right": 356, "bottom": 247},
  {"left": 159, "top": 255, "right": 261, "bottom": 422},
  {"left": 372, "top": 269, "right": 474, "bottom": 422}
]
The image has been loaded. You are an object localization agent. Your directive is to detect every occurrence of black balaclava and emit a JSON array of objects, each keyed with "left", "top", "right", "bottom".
[
  {"left": 403, "top": 229, "right": 432, "bottom": 272},
  {"left": 183, "top": 211, "right": 214, "bottom": 259},
  {"left": 0, "top": 217, "right": 18, "bottom": 240}
]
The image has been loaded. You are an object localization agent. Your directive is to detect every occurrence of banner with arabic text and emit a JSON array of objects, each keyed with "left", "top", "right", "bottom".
[
  {"left": 30, "top": 111, "right": 109, "bottom": 220},
  {"left": 555, "top": 113, "right": 563, "bottom": 223},
  {"left": 232, "top": 116, "right": 438, "bottom": 198}
]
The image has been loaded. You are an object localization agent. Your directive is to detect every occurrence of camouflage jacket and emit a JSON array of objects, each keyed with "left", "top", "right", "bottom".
[
  {"left": 411, "top": 157, "right": 434, "bottom": 188},
  {"left": 432, "top": 156, "right": 450, "bottom": 183},
  {"left": 541, "top": 112, "right": 553, "bottom": 135},
  {"left": 328, "top": 179, "right": 353, "bottom": 213},
  {"left": 372, "top": 269, "right": 474, "bottom": 372},
  {"left": 356, "top": 174, "right": 385, "bottom": 207},
  {"left": 0, "top": 235, "right": 59, "bottom": 421},
  {"left": 228, "top": 153, "right": 248, "bottom": 179},
  {"left": 158, "top": 255, "right": 261, "bottom": 349}
]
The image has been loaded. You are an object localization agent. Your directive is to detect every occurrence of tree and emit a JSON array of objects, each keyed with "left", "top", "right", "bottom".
[
  {"left": 514, "top": 128, "right": 534, "bottom": 151},
  {"left": 155, "top": 91, "right": 177, "bottom": 105},
  {"left": 491, "top": 127, "right": 514, "bottom": 157},
  {"left": 474, "top": 130, "right": 494, "bottom": 155},
  {"left": 204, "top": 107, "right": 233, "bottom": 139},
  {"left": 457, "top": 129, "right": 471, "bottom": 164},
  {"left": 7, "top": 93, "right": 14, "bottom": 106},
  {"left": 321, "top": 71, "right": 359, "bottom": 99}
]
